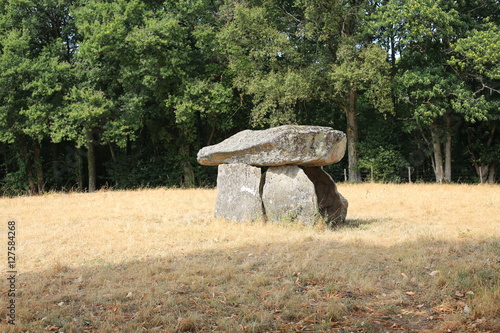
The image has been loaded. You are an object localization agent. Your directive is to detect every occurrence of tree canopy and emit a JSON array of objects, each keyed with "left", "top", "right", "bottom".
[{"left": 0, "top": 0, "right": 498, "bottom": 194}]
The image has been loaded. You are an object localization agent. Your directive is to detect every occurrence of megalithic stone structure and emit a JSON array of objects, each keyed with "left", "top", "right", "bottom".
[{"left": 197, "top": 125, "right": 349, "bottom": 226}]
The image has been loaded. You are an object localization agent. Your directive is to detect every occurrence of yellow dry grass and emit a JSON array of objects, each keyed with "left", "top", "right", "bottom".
[{"left": 0, "top": 184, "right": 499, "bottom": 332}]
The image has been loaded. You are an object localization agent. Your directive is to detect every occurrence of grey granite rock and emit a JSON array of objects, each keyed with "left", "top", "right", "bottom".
[
  {"left": 197, "top": 125, "right": 346, "bottom": 167},
  {"left": 262, "top": 165, "right": 319, "bottom": 224},
  {"left": 214, "top": 163, "right": 265, "bottom": 222},
  {"left": 304, "top": 167, "right": 348, "bottom": 225}
]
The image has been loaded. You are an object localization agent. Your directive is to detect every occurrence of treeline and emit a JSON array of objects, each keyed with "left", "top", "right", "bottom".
[{"left": 0, "top": 0, "right": 498, "bottom": 195}]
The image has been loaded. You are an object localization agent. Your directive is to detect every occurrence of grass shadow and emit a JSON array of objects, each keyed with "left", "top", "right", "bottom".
[
  {"left": 331, "top": 218, "right": 383, "bottom": 230},
  {"left": 1, "top": 235, "right": 498, "bottom": 332}
]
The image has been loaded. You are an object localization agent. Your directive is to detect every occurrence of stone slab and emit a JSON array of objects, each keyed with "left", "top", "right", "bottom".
[
  {"left": 214, "top": 163, "right": 265, "bottom": 222},
  {"left": 304, "top": 167, "right": 348, "bottom": 225},
  {"left": 262, "top": 165, "right": 319, "bottom": 224},
  {"left": 197, "top": 125, "right": 346, "bottom": 167}
]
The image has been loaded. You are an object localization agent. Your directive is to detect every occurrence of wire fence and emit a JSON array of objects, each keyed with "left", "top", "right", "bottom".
[{"left": 325, "top": 166, "right": 494, "bottom": 184}]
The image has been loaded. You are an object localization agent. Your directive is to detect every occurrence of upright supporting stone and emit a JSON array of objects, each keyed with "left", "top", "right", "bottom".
[
  {"left": 304, "top": 167, "right": 348, "bottom": 225},
  {"left": 215, "top": 163, "right": 265, "bottom": 222},
  {"left": 262, "top": 165, "right": 319, "bottom": 224}
]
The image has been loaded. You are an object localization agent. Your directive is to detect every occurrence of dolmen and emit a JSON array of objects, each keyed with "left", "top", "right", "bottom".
[{"left": 197, "top": 125, "right": 348, "bottom": 226}]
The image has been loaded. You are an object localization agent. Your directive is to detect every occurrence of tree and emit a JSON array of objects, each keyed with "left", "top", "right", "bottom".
[
  {"left": 0, "top": 0, "right": 75, "bottom": 194},
  {"left": 369, "top": 0, "right": 496, "bottom": 182},
  {"left": 218, "top": 0, "right": 393, "bottom": 181},
  {"left": 52, "top": 86, "right": 111, "bottom": 192},
  {"left": 56, "top": 0, "right": 148, "bottom": 191},
  {"left": 329, "top": 43, "right": 393, "bottom": 181},
  {"left": 1, "top": 0, "right": 496, "bottom": 192},
  {"left": 68, "top": 0, "right": 244, "bottom": 189},
  {"left": 449, "top": 22, "right": 500, "bottom": 183},
  {"left": 145, "top": 0, "right": 243, "bottom": 186}
]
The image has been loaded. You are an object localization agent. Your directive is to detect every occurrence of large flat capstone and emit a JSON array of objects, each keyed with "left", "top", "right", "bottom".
[
  {"left": 214, "top": 163, "right": 265, "bottom": 222},
  {"left": 197, "top": 125, "right": 346, "bottom": 167}
]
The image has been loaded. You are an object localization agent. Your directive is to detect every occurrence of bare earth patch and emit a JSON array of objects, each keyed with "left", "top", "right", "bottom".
[{"left": 0, "top": 184, "right": 498, "bottom": 332}]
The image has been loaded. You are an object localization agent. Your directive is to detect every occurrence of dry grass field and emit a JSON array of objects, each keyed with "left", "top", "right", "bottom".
[{"left": 0, "top": 183, "right": 499, "bottom": 332}]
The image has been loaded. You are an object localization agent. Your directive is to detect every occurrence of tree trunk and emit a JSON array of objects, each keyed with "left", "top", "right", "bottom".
[
  {"left": 182, "top": 162, "right": 195, "bottom": 188},
  {"left": 2, "top": 144, "right": 7, "bottom": 174},
  {"left": 486, "top": 125, "right": 497, "bottom": 184},
  {"left": 109, "top": 143, "right": 117, "bottom": 163},
  {"left": 444, "top": 114, "right": 452, "bottom": 182},
  {"left": 86, "top": 131, "right": 96, "bottom": 192},
  {"left": 487, "top": 163, "right": 497, "bottom": 184},
  {"left": 206, "top": 125, "right": 216, "bottom": 146},
  {"left": 33, "top": 140, "right": 45, "bottom": 193},
  {"left": 346, "top": 88, "right": 361, "bottom": 182},
  {"left": 478, "top": 162, "right": 497, "bottom": 184},
  {"left": 473, "top": 163, "right": 487, "bottom": 183},
  {"left": 430, "top": 121, "right": 444, "bottom": 183},
  {"left": 20, "top": 142, "right": 36, "bottom": 195},
  {"left": 390, "top": 35, "right": 396, "bottom": 71},
  {"left": 76, "top": 147, "right": 84, "bottom": 191},
  {"left": 126, "top": 136, "right": 132, "bottom": 156},
  {"left": 179, "top": 143, "right": 195, "bottom": 187},
  {"left": 468, "top": 123, "right": 497, "bottom": 183}
]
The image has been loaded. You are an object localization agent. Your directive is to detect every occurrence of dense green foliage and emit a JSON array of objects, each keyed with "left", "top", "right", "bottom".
[{"left": 0, "top": 0, "right": 498, "bottom": 194}]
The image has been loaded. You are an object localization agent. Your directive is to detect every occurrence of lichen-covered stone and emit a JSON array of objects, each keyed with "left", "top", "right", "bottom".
[
  {"left": 262, "top": 165, "right": 319, "bottom": 224},
  {"left": 304, "top": 167, "right": 348, "bottom": 224},
  {"left": 197, "top": 125, "right": 346, "bottom": 167},
  {"left": 214, "top": 163, "right": 265, "bottom": 222}
]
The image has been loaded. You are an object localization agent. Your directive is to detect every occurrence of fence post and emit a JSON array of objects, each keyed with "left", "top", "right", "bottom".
[
  {"left": 344, "top": 169, "right": 347, "bottom": 182},
  {"left": 479, "top": 166, "right": 483, "bottom": 184},
  {"left": 370, "top": 166, "right": 374, "bottom": 182},
  {"left": 408, "top": 167, "right": 412, "bottom": 183}
]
